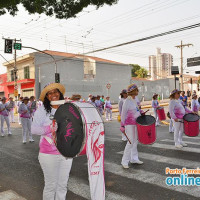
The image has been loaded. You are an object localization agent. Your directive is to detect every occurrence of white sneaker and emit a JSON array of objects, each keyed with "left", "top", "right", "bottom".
[
  {"left": 1, "top": 134, "right": 5, "bottom": 137},
  {"left": 122, "top": 164, "right": 129, "bottom": 169},
  {"left": 23, "top": 141, "right": 26, "bottom": 144},
  {"left": 181, "top": 142, "right": 187, "bottom": 147},
  {"left": 29, "top": 139, "right": 35, "bottom": 143},
  {"left": 130, "top": 160, "right": 144, "bottom": 165},
  {"left": 175, "top": 144, "right": 183, "bottom": 149},
  {"left": 8, "top": 132, "right": 12, "bottom": 136},
  {"left": 122, "top": 138, "right": 127, "bottom": 142},
  {"left": 106, "top": 119, "right": 109, "bottom": 121}
]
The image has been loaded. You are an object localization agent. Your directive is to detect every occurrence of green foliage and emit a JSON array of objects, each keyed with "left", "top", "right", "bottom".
[
  {"left": 135, "top": 67, "right": 148, "bottom": 78},
  {"left": 0, "top": 0, "right": 118, "bottom": 19},
  {"left": 130, "top": 64, "right": 141, "bottom": 77}
]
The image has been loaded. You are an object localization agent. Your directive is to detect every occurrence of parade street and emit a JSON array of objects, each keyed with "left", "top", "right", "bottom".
[{"left": 0, "top": 113, "right": 200, "bottom": 200}]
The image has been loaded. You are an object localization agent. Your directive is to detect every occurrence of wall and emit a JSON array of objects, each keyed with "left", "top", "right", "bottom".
[
  {"left": 34, "top": 53, "right": 132, "bottom": 102},
  {"left": 131, "top": 78, "right": 180, "bottom": 101}
]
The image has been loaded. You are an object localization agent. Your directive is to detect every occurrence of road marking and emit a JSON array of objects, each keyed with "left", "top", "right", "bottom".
[
  {"left": 183, "top": 135, "right": 200, "bottom": 140},
  {"left": 117, "top": 151, "right": 200, "bottom": 168},
  {"left": 150, "top": 143, "right": 200, "bottom": 153},
  {"left": 105, "top": 161, "right": 200, "bottom": 198},
  {"left": 0, "top": 190, "right": 26, "bottom": 200},
  {"left": 161, "top": 139, "right": 200, "bottom": 146},
  {"left": 68, "top": 177, "right": 135, "bottom": 200}
]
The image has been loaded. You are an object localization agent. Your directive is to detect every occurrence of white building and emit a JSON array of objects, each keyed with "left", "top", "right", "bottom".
[{"left": 149, "top": 48, "right": 173, "bottom": 80}]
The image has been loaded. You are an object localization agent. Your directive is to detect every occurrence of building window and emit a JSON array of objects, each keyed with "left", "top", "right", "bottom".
[
  {"left": 83, "top": 57, "right": 96, "bottom": 80},
  {"left": 11, "top": 70, "right": 14, "bottom": 81},
  {"left": 24, "top": 66, "right": 30, "bottom": 79}
]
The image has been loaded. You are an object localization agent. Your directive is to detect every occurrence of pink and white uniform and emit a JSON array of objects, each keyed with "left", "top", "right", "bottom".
[
  {"left": 152, "top": 99, "right": 160, "bottom": 126},
  {"left": 119, "top": 98, "right": 127, "bottom": 141},
  {"left": 8, "top": 100, "right": 15, "bottom": 123},
  {"left": 169, "top": 99, "right": 192, "bottom": 146},
  {"left": 0, "top": 102, "right": 11, "bottom": 136},
  {"left": 18, "top": 103, "right": 33, "bottom": 143},
  {"left": 121, "top": 97, "right": 141, "bottom": 166},
  {"left": 104, "top": 100, "right": 112, "bottom": 121},
  {"left": 31, "top": 105, "right": 73, "bottom": 200},
  {"left": 191, "top": 99, "right": 200, "bottom": 113}
]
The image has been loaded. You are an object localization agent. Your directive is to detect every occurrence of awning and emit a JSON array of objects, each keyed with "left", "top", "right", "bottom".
[{"left": 1, "top": 79, "right": 35, "bottom": 86}]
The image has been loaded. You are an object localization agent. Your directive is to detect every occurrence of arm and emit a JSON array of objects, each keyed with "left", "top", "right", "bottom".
[
  {"left": 169, "top": 101, "right": 178, "bottom": 120},
  {"left": 121, "top": 100, "right": 128, "bottom": 126},
  {"left": 31, "top": 107, "right": 51, "bottom": 135}
]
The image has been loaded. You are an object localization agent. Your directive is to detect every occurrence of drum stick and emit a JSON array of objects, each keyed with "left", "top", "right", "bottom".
[
  {"left": 143, "top": 109, "right": 149, "bottom": 115},
  {"left": 123, "top": 132, "right": 132, "bottom": 144}
]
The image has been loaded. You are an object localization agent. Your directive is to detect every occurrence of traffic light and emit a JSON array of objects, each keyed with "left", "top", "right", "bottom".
[
  {"left": 55, "top": 73, "right": 60, "bottom": 83},
  {"left": 4, "top": 39, "right": 13, "bottom": 54}
]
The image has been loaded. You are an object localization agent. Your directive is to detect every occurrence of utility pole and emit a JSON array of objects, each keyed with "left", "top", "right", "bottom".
[{"left": 175, "top": 41, "right": 193, "bottom": 91}]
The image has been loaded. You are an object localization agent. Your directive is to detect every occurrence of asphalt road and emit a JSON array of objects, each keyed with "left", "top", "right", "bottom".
[{"left": 0, "top": 112, "right": 200, "bottom": 200}]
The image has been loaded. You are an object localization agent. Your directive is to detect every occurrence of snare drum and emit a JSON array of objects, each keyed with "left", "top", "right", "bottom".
[{"left": 53, "top": 101, "right": 104, "bottom": 158}]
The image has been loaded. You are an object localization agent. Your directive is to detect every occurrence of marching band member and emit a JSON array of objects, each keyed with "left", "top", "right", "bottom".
[
  {"left": 17, "top": 96, "right": 23, "bottom": 125},
  {"left": 70, "top": 94, "right": 81, "bottom": 101},
  {"left": 104, "top": 96, "right": 112, "bottom": 121},
  {"left": 18, "top": 97, "right": 34, "bottom": 143},
  {"left": 191, "top": 94, "right": 200, "bottom": 113},
  {"left": 169, "top": 89, "right": 192, "bottom": 148},
  {"left": 31, "top": 83, "right": 73, "bottom": 200},
  {"left": 29, "top": 96, "right": 37, "bottom": 118},
  {"left": 90, "top": 96, "right": 96, "bottom": 107},
  {"left": 8, "top": 97, "right": 15, "bottom": 123},
  {"left": 121, "top": 84, "right": 143, "bottom": 169},
  {"left": 0, "top": 97, "right": 12, "bottom": 136},
  {"left": 95, "top": 95, "right": 104, "bottom": 115},
  {"left": 118, "top": 89, "right": 128, "bottom": 141},
  {"left": 152, "top": 93, "right": 160, "bottom": 126}
]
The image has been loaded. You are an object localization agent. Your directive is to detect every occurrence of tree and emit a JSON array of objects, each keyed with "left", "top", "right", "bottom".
[
  {"left": 130, "top": 64, "right": 141, "bottom": 77},
  {"left": 0, "top": 0, "right": 118, "bottom": 19},
  {"left": 135, "top": 67, "right": 148, "bottom": 78}
]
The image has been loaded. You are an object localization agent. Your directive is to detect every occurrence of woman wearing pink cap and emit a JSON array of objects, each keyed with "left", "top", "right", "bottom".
[
  {"left": 169, "top": 89, "right": 192, "bottom": 148},
  {"left": 120, "top": 84, "right": 143, "bottom": 169}
]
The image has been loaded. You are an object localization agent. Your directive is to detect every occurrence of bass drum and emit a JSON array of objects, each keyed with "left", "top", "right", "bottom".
[{"left": 53, "top": 101, "right": 104, "bottom": 157}]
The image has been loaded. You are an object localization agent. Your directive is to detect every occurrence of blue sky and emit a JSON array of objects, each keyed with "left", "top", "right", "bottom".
[{"left": 0, "top": 0, "right": 200, "bottom": 75}]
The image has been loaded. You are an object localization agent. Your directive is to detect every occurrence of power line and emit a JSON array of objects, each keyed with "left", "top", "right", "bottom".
[{"left": 85, "top": 22, "right": 200, "bottom": 54}]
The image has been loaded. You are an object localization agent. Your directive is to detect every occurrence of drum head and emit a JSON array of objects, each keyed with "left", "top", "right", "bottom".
[
  {"left": 54, "top": 103, "right": 84, "bottom": 157},
  {"left": 183, "top": 113, "right": 199, "bottom": 122},
  {"left": 136, "top": 115, "right": 156, "bottom": 126}
]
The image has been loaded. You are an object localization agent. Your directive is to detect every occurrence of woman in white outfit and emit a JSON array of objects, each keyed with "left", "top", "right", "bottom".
[
  {"left": 104, "top": 96, "right": 112, "bottom": 121},
  {"left": 0, "top": 97, "right": 12, "bottom": 136},
  {"left": 31, "top": 83, "right": 73, "bottom": 200},
  {"left": 151, "top": 93, "right": 160, "bottom": 126},
  {"left": 118, "top": 89, "right": 128, "bottom": 141},
  {"left": 8, "top": 97, "right": 15, "bottom": 123},
  {"left": 18, "top": 97, "right": 34, "bottom": 143},
  {"left": 121, "top": 84, "right": 143, "bottom": 169},
  {"left": 169, "top": 89, "right": 192, "bottom": 149}
]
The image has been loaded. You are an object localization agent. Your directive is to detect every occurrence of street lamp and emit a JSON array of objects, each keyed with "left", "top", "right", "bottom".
[{"left": 22, "top": 46, "right": 59, "bottom": 83}]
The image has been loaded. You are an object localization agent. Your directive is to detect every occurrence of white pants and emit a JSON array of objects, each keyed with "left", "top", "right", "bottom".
[
  {"left": 1, "top": 115, "right": 11, "bottom": 135},
  {"left": 38, "top": 153, "right": 73, "bottom": 200},
  {"left": 172, "top": 119, "right": 184, "bottom": 146},
  {"left": 9, "top": 109, "right": 15, "bottom": 123},
  {"left": 21, "top": 117, "right": 32, "bottom": 142},
  {"left": 169, "top": 119, "right": 174, "bottom": 132},
  {"left": 153, "top": 108, "right": 160, "bottom": 126},
  {"left": 121, "top": 125, "right": 139, "bottom": 165},
  {"left": 105, "top": 108, "right": 112, "bottom": 120},
  {"left": 18, "top": 113, "right": 21, "bottom": 124}
]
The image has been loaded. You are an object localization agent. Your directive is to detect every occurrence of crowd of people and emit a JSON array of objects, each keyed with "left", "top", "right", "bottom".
[{"left": 1, "top": 83, "right": 200, "bottom": 199}]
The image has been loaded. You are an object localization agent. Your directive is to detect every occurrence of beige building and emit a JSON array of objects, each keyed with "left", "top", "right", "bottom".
[{"left": 149, "top": 48, "right": 173, "bottom": 80}]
